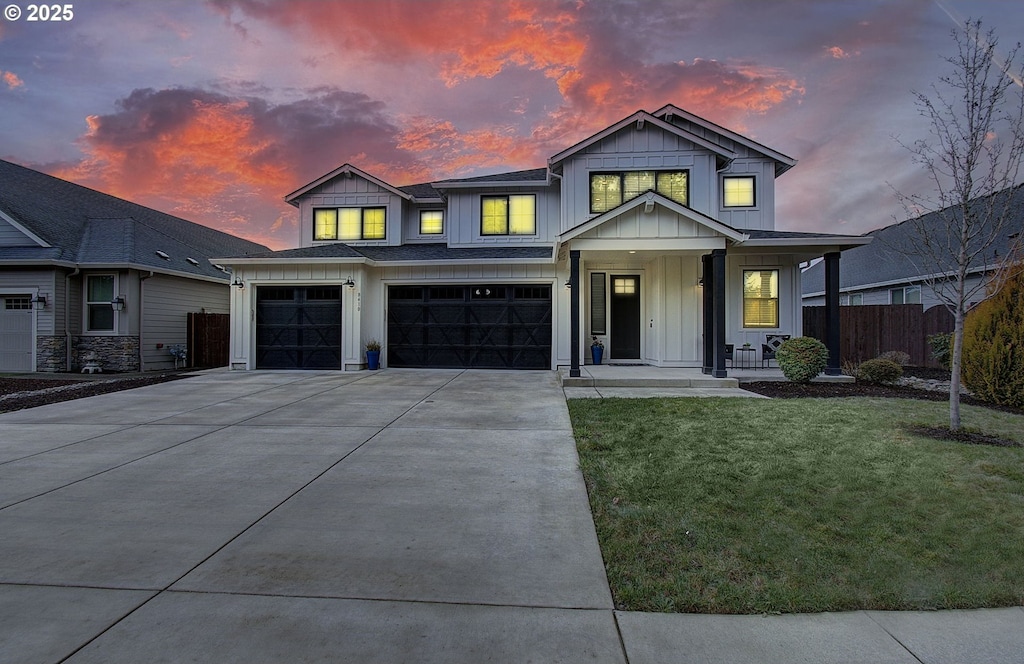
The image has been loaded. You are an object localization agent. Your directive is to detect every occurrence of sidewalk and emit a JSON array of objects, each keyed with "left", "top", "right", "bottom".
[{"left": 0, "top": 369, "right": 1021, "bottom": 663}]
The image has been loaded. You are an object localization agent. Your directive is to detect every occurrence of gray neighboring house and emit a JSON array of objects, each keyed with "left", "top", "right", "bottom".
[
  {"left": 0, "top": 159, "right": 269, "bottom": 373},
  {"left": 802, "top": 185, "right": 1024, "bottom": 310}
]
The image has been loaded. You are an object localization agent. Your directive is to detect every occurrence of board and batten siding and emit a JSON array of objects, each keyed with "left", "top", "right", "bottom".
[
  {"left": 716, "top": 159, "right": 776, "bottom": 231},
  {"left": 577, "top": 207, "right": 720, "bottom": 240},
  {"left": 298, "top": 175, "right": 403, "bottom": 247},
  {"left": 142, "top": 274, "right": 229, "bottom": 370},
  {"left": 444, "top": 185, "right": 560, "bottom": 247}
]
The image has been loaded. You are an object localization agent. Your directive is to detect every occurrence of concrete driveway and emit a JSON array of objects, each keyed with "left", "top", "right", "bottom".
[{"left": 0, "top": 369, "right": 622, "bottom": 663}]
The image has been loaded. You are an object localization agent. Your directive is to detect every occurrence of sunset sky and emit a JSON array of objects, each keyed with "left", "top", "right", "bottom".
[{"left": 2, "top": 0, "right": 1023, "bottom": 249}]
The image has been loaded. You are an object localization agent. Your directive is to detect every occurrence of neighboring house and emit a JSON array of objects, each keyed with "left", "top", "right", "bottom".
[
  {"left": 802, "top": 185, "right": 1024, "bottom": 310},
  {"left": 0, "top": 160, "right": 269, "bottom": 373},
  {"left": 215, "top": 105, "right": 869, "bottom": 375}
]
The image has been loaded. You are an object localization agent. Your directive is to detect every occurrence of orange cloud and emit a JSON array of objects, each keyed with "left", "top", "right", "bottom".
[
  {"left": 2, "top": 70, "right": 23, "bottom": 89},
  {"left": 825, "top": 46, "right": 859, "bottom": 59}
]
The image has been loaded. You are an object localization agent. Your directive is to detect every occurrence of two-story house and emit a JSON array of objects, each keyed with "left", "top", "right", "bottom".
[{"left": 215, "top": 105, "right": 869, "bottom": 375}]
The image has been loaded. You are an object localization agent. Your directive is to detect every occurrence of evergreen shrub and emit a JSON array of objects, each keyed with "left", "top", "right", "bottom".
[
  {"left": 857, "top": 358, "right": 904, "bottom": 384},
  {"left": 776, "top": 336, "right": 829, "bottom": 383},
  {"left": 962, "top": 267, "right": 1024, "bottom": 408}
]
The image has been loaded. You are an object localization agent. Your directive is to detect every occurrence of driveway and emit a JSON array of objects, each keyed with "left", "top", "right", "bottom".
[{"left": 0, "top": 369, "right": 622, "bottom": 663}]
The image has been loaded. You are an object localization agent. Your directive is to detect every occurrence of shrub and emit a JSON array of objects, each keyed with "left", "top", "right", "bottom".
[
  {"left": 928, "top": 332, "right": 952, "bottom": 369},
  {"left": 776, "top": 336, "right": 829, "bottom": 383},
  {"left": 877, "top": 350, "right": 910, "bottom": 366},
  {"left": 962, "top": 267, "right": 1024, "bottom": 408},
  {"left": 857, "top": 358, "right": 904, "bottom": 384}
]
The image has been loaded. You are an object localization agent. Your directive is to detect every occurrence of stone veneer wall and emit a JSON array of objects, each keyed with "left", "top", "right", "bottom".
[
  {"left": 35, "top": 336, "right": 68, "bottom": 372},
  {"left": 72, "top": 336, "right": 140, "bottom": 372}
]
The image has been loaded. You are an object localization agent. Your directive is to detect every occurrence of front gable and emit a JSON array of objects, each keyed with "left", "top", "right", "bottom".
[
  {"left": 0, "top": 208, "right": 51, "bottom": 248},
  {"left": 559, "top": 192, "right": 746, "bottom": 252}
]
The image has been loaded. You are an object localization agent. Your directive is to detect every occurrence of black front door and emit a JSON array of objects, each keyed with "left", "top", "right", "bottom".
[{"left": 610, "top": 275, "right": 640, "bottom": 359}]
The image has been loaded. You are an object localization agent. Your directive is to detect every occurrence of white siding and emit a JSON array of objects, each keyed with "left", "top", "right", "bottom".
[
  {"left": 142, "top": 274, "right": 230, "bottom": 370},
  {"left": 445, "top": 185, "right": 560, "bottom": 247},
  {"left": 578, "top": 208, "right": 718, "bottom": 240},
  {"left": 716, "top": 159, "right": 776, "bottom": 231},
  {"left": 298, "top": 175, "right": 403, "bottom": 247}
]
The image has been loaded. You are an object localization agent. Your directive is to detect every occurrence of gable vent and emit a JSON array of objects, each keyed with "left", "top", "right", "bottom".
[
  {"left": 186, "top": 257, "right": 200, "bottom": 266},
  {"left": 156, "top": 250, "right": 170, "bottom": 260}
]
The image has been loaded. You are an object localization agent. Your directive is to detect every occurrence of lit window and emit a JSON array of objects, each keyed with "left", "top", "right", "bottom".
[
  {"left": 613, "top": 277, "right": 637, "bottom": 294},
  {"left": 314, "top": 207, "right": 386, "bottom": 241},
  {"left": 420, "top": 210, "right": 444, "bottom": 235},
  {"left": 723, "top": 176, "right": 755, "bottom": 207},
  {"left": 86, "top": 274, "right": 115, "bottom": 332},
  {"left": 591, "top": 171, "right": 688, "bottom": 213},
  {"left": 481, "top": 195, "right": 535, "bottom": 235},
  {"left": 743, "top": 269, "right": 779, "bottom": 328}
]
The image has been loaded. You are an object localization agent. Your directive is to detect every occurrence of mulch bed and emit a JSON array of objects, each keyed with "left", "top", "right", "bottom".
[{"left": 0, "top": 373, "right": 191, "bottom": 413}]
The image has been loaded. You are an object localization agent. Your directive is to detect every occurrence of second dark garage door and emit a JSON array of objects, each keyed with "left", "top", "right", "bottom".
[{"left": 387, "top": 284, "right": 551, "bottom": 369}]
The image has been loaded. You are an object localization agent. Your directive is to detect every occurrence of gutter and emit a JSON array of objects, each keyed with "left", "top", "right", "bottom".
[{"left": 64, "top": 266, "right": 80, "bottom": 371}]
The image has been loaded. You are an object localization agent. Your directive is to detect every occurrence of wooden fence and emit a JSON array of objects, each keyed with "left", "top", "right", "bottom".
[
  {"left": 186, "top": 312, "right": 230, "bottom": 368},
  {"left": 803, "top": 304, "right": 954, "bottom": 368}
]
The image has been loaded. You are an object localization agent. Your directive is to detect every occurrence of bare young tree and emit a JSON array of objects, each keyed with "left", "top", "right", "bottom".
[{"left": 890, "top": 19, "right": 1024, "bottom": 431}]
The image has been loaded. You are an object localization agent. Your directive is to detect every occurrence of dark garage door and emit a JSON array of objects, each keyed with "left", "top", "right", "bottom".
[
  {"left": 388, "top": 284, "right": 551, "bottom": 369},
  {"left": 256, "top": 286, "right": 342, "bottom": 369}
]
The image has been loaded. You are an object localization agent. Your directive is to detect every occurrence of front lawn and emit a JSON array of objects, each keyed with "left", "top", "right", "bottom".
[{"left": 569, "top": 396, "right": 1024, "bottom": 614}]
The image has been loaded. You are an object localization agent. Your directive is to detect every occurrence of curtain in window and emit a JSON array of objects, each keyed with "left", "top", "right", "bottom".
[
  {"left": 743, "top": 269, "right": 779, "bottom": 328},
  {"left": 482, "top": 197, "right": 508, "bottom": 235},
  {"left": 362, "top": 208, "right": 386, "bottom": 239},
  {"left": 337, "top": 209, "right": 361, "bottom": 240},
  {"left": 314, "top": 209, "right": 337, "bottom": 240},
  {"left": 508, "top": 195, "right": 535, "bottom": 234}
]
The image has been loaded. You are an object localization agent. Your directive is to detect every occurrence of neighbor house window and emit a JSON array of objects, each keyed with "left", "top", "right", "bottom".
[
  {"left": 849, "top": 293, "right": 863, "bottom": 306},
  {"left": 481, "top": 195, "right": 535, "bottom": 235},
  {"left": 723, "top": 175, "right": 756, "bottom": 207},
  {"left": 86, "top": 274, "right": 115, "bottom": 332},
  {"left": 742, "top": 269, "right": 779, "bottom": 328},
  {"left": 419, "top": 210, "right": 444, "bottom": 235},
  {"left": 313, "top": 207, "right": 386, "bottom": 241},
  {"left": 890, "top": 285, "right": 921, "bottom": 304},
  {"left": 589, "top": 170, "right": 689, "bottom": 213}
]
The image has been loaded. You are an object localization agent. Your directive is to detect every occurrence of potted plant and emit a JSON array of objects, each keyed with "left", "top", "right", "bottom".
[
  {"left": 590, "top": 336, "right": 604, "bottom": 365},
  {"left": 365, "top": 339, "right": 381, "bottom": 370}
]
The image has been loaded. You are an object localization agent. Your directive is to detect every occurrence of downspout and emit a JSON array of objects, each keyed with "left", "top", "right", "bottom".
[
  {"left": 138, "top": 271, "right": 155, "bottom": 372},
  {"left": 64, "top": 267, "right": 80, "bottom": 372}
]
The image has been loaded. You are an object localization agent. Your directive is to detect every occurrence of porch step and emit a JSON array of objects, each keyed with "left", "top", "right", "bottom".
[{"left": 559, "top": 368, "right": 738, "bottom": 389}]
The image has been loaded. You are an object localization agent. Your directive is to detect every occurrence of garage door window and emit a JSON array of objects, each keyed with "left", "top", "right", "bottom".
[{"left": 86, "top": 275, "right": 116, "bottom": 332}]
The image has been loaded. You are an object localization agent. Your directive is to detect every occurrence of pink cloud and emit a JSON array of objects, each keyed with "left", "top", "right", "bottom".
[{"left": 2, "top": 70, "right": 23, "bottom": 89}]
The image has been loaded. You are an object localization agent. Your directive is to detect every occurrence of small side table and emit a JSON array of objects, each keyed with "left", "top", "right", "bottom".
[{"left": 735, "top": 346, "right": 756, "bottom": 369}]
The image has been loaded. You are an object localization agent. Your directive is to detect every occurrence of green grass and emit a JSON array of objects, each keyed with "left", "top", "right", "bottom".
[{"left": 569, "top": 396, "right": 1024, "bottom": 614}]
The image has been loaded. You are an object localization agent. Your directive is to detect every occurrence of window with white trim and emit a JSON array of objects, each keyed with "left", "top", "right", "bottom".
[
  {"left": 481, "top": 195, "right": 535, "bottom": 235},
  {"left": 742, "top": 269, "right": 779, "bottom": 328},
  {"left": 849, "top": 293, "right": 863, "bottom": 306},
  {"left": 890, "top": 285, "right": 921, "bottom": 305},
  {"left": 86, "top": 274, "right": 116, "bottom": 332},
  {"left": 723, "top": 175, "right": 756, "bottom": 207},
  {"left": 314, "top": 207, "right": 386, "bottom": 241}
]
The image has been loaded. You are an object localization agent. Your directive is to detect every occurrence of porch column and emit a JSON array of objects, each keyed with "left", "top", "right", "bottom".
[
  {"left": 701, "top": 253, "right": 713, "bottom": 374},
  {"left": 569, "top": 249, "right": 581, "bottom": 378},
  {"left": 824, "top": 251, "right": 841, "bottom": 375},
  {"left": 711, "top": 248, "right": 727, "bottom": 378}
]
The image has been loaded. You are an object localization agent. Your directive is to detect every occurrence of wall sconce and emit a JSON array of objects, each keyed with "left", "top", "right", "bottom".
[
  {"left": 232, "top": 278, "right": 245, "bottom": 289},
  {"left": 111, "top": 295, "right": 126, "bottom": 311},
  {"left": 343, "top": 278, "right": 356, "bottom": 288},
  {"left": 697, "top": 278, "right": 705, "bottom": 287},
  {"left": 31, "top": 293, "right": 47, "bottom": 307},
  {"left": 564, "top": 279, "right": 572, "bottom": 289}
]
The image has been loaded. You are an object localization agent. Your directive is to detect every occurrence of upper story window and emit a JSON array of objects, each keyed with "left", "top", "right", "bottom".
[
  {"left": 86, "top": 274, "right": 116, "bottom": 332},
  {"left": 742, "top": 269, "right": 779, "bottom": 328},
  {"left": 890, "top": 285, "right": 921, "bottom": 305},
  {"left": 723, "top": 175, "right": 756, "bottom": 208},
  {"left": 481, "top": 195, "right": 536, "bottom": 236},
  {"left": 590, "top": 170, "right": 688, "bottom": 214},
  {"left": 314, "top": 207, "right": 386, "bottom": 241},
  {"left": 419, "top": 210, "right": 444, "bottom": 235}
]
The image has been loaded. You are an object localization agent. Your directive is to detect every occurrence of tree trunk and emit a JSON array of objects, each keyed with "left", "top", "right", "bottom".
[{"left": 949, "top": 307, "right": 964, "bottom": 431}]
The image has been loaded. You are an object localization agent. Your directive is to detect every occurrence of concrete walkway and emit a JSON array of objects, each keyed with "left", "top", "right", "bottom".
[{"left": 1, "top": 369, "right": 1022, "bottom": 663}]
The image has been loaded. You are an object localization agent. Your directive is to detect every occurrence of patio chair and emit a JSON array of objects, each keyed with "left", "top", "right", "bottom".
[{"left": 761, "top": 334, "right": 790, "bottom": 368}]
